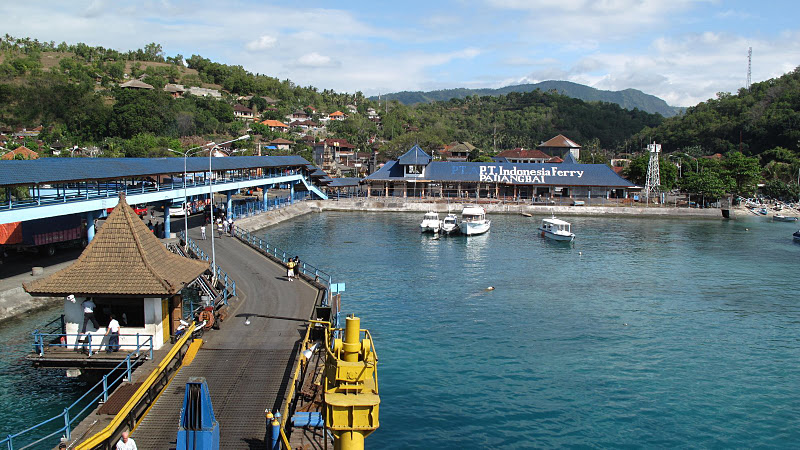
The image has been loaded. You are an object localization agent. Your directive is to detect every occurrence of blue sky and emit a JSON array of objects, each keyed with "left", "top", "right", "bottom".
[{"left": 3, "top": 0, "right": 799, "bottom": 106}]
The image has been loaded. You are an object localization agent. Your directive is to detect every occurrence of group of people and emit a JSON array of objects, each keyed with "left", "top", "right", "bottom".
[
  {"left": 75, "top": 296, "right": 123, "bottom": 353},
  {"left": 146, "top": 219, "right": 166, "bottom": 238},
  {"left": 286, "top": 256, "right": 301, "bottom": 281}
]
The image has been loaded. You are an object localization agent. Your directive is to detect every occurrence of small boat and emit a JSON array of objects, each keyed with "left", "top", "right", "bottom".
[
  {"left": 521, "top": 212, "right": 532, "bottom": 217},
  {"left": 441, "top": 213, "right": 459, "bottom": 235},
  {"left": 458, "top": 205, "right": 491, "bottom": 236},
  {"left": 419, "top": 212, "right": 441, "bottom": 233},
  {"left": 773, "top": 214, "right": 798, "bottom": 222},
  {"left": 538, "top": 216, "right": 575, "bottom": 242},
  {"left": 758, "top": 208, "right": 768, "bottom": 215},
  {"left": 794, "top": 230, "right": 800, "bottom": 242}
]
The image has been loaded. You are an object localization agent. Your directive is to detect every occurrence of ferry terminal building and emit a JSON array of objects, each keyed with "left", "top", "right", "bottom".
[{"left": 362, "top": 145, "right": 638, "bottom": 201}]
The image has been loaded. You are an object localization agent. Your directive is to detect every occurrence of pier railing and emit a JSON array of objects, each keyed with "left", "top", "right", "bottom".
[
  {"left": 229, "top": 191, "right": 311, "bottom": 219},
  {"left": 232, "top": 227, "right": 334, "bottom": 292},
  {"left": 31, "top": 331, "right": 155, "bottom": 358},
  {"left": 2, "top": 336, "right": 154, "bottom": 450},
  {"left": 179, "top": 231, "right": 236, "bottom": 304}
]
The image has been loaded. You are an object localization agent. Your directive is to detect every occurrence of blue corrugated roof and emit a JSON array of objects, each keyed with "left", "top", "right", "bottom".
[
  {"left": 328, "top": 178, "right": 361, "bottom": 187},
  {"left": 364, "top": 160, "right": 634, "bottom": 187},
  {"left": 397, "top": 145, "right": 431, "bottom": 166},
  {"left": 562, "top": 153, "right": 578, "bottom": 164},
  {"left": 0, "top": 155, "right": 310, "bottom": 186}
]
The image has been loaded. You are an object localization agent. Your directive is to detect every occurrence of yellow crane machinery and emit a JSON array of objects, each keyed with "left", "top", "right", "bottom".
[{"left": 323, "top": 315, "right": 380, "bottom": 450}]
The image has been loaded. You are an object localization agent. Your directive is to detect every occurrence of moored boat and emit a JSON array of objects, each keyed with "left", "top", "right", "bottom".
[
  {"left": 773, "top": 214, "right": 798, "bottom": 222},
  {"left": 458, "top": 205, "right": 490, "bottom": 236},
  {"left": 758, "top": 207, "right": 768, "bottom": 215},
  {"left": 420, "top": 211, "right": 441, "bottom": 233},
  {"left": 794, "top": 230, "right": 800, "bottom": 241},
  {"left": 538, "top": 216, "right": 575, "bottom": 242},
  {"left": 441, "top": 213, "right": 459, "bottom": 235}
]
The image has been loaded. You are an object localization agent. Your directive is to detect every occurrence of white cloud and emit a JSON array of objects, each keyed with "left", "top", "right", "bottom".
[
  {"left": 296, "top": 52, "right": 335, "bottom": 68},
  {"left": 245, "top": 35, "right": 277, "bottom": 51}
]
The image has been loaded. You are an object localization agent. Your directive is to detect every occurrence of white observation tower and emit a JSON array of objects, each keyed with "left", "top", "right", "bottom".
[{"left": 645, "top": 142, "right": 661, "bottom": 202}]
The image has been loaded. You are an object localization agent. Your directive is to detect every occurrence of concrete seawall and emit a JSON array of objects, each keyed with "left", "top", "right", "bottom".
[{"left": 235, "top": 198, "right": 723, "bottom": 232}]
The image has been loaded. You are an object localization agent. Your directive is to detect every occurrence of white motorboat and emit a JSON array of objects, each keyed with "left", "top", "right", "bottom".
[
  {"left": 420, "top": 212, "right": 442, "bottom": 233},
  {"left": 538, "top": 216, "right": 575, "bottom": 242},
  {"left": 458, "top": 205, "right": 491, "bottom": 236},
  {"left": 773, "top": 214, "right": 798, "bottom": 222},
  {"left": 441, "top": 213, "right": 459, "bottom": 234}
]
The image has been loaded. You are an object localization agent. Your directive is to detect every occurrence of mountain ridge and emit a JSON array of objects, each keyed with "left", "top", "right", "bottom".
[{"left": 372, "top": 80, "right": 684, "bottom": 117}]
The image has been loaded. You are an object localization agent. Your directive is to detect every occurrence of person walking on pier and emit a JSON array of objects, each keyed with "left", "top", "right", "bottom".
[
  {"left": 81, "top": 298, "right": 100, "bottom": 333},
  {"left": 105, "top": 314, "right": 120, "bottom": 353},
  {"left": 217, "top": 218, "right": 224, "bottom": 238},
  {"left": 115, "top": 431, "right": 137, "bottom": 450},
  {"left": 293, "top": 256, "right": 300, "bottom": 279},
  {"left": 287, "top": 258, "right": 296, "bottom": 281},
  {"left": 201, "top": 224, "right": 206, "bottom": 240}
]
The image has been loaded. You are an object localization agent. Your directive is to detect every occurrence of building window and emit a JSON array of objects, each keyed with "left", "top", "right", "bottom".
[
  {"left": 90, "top": 297, "right": 146, "bottom": 328},
  {"left": 406, "top": 165, "right": 422, "bottom": 175}
]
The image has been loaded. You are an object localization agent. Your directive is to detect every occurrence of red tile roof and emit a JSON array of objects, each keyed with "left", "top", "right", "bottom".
[
  {"left": 497, "top": 148, "right": 551, "bottom": 160},
  {"left": 261, "top": 119, "right": 288, "bottom": 128},
  {"left": 268, "top": 138, "right": 293, "bottom": 145},
  {"left": 1, "top": 146, "right": 39, "bottom": 160},
  {"left": 539, "top": 134, "right": 581, "bottom": 148}
]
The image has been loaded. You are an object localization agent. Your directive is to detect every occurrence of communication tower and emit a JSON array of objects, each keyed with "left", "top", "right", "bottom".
[
  {"left": 747, "top": 47, "right": 752, "bottom": 91},
  {"left": 645, "top": 142, "right": 661, "bottom": 202}
]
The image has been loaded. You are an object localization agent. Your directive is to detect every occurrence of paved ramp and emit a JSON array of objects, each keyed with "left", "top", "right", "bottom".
[{"left": 132, "top": 229, "right": 320, "bottom": 449}]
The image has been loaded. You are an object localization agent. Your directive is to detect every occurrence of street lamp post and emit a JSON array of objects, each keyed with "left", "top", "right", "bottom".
[{"left": 166, "top": 135, "right": 249, "bottom": 276}]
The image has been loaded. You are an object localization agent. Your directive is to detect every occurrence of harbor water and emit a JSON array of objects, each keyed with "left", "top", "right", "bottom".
[
  {"left": 2, "top": 211, "right": 799, "bottom": 448},
  {"left": 257, "top": 212, "right": 800, "bottom": 448}
]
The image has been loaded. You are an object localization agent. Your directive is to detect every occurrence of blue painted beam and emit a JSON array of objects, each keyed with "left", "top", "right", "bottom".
[{"left": 0, "top": 174, "right": 310, "bottom": 224}]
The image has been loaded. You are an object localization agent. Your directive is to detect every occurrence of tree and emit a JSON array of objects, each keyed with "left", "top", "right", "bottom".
[
  {"left": 722, "top": 152, "right": 761, "bottom": 197},
  {"left": 762, "top": 180, "right": 800, "bottom": 201}
]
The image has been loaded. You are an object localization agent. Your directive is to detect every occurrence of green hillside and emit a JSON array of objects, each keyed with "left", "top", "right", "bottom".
[{"left": 372, "top": 80, "right": 684, "bottom": 117}]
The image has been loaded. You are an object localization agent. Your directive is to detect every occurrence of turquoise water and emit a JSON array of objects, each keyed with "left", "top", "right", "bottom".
[
  {"left": 0, "top": 308, "right": 91, "bottom": 443},
  {"left": 258, "top": 212, "right": 800, "bottom": 448}
]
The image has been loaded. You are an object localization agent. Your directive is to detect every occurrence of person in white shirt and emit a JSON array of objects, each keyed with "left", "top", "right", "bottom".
[
  {"left": 115, "top": 431, "right": 136, "bottom": 450},
  {"left": 105, "top": 314, "right": 121, "bottom": 353},
  {"left": 81, "top": 299, "right": 100, "bottom": 333},
  {"left": 201, "top": 225, "right": 206, "bottom": 240}
]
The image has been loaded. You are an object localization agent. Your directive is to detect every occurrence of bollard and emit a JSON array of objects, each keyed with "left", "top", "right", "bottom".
[
  {"left": 270, "top": 418, "right": 280, "bottom": 450},
  {"left": 265, "top": 410, "right": 274, "bottom": 443}
]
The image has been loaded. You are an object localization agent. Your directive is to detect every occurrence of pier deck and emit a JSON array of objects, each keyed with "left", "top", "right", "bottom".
[{"left": 131, "top": 227, "right": 321, "bottom": 449}]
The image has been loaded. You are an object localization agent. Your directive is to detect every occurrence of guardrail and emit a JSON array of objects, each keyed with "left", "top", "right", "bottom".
[
  {"left": 76, "top": 323, "right": 197, "bottom": 450},
  {"left": 32, "top": 332, "right": 154, "bottom": 358},
  {"left": 232, "top": 227, "right": 333, "bottom": 292},
  {"left": 229, "top": 191, "right": 311, "bottom": 219},
  {"left": 1, "top": 336, "right": 154, "bottom": 450},
  {"left": 179, "top": 231, "right": 236, "bottom": 304}
]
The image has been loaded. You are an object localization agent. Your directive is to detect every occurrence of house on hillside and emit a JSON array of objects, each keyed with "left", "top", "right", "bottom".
[
  {"left": 261, "top": 119, "right": 289, "bottom": 132},
  {"left": 1, "top": 146, "right": 39, "bottom": 160},
  {"left": 328, "top": 111, "right": 346, "bottom": 121},
  {"left": 164, "top": 83, "right": 186, "bottom": 98},
  {"left": 186, "top": 87, "right": 222, "bottom": 98},
  {"left": 267, "top": 138, "right": 293, "bottom": 151},
  {"left": 538, "top": 134, "right": 581, "bottom": 160},
  {"left": 444, "top": 142, "right": 475, "bottom": 162},
  {"left": 287, "top": 109, "right": 309, "bottom": 121},
  {"left": 233, "top": 104, "right": 255, "bottom": 121},
  {"left": 119, "top": 79, "right": 154, "bottom": 90},
  {"left": 346, "top": 104, "right": 357, "bottom": 114},
  {"left": 50, "top": 140, "right": 66, "bottom": 156}
]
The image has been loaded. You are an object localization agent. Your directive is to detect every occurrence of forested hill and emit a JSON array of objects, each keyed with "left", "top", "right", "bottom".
[
  {"left": 371, "top": 80, "right": 684, "bottom": 117},
  {"left": 631, "top": 66, "right": 800, "bottom": 158}
]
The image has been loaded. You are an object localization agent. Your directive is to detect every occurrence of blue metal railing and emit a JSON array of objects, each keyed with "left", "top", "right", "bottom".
[
  {"left": 5, "top": 169, "right": 317, "bottom": 211},
  {"left": 229, "top": 191, "right": 311, "bottom": 220},
  {"left": 232, "top": 228, "right": 333, "bottom": 292},
  {"left": 31, "top": 332, "right": 155, "bottom": 359},
  {"left": 1, "top": 335, "right": 153, "bottom": 450},
  {"left": 179, "top": 231, "right": 236, "bottom": 304}
]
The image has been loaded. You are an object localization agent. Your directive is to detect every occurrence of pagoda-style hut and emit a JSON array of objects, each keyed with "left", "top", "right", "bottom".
[{"left": 24, "top": 195, "right": 209, "bottom": 352}]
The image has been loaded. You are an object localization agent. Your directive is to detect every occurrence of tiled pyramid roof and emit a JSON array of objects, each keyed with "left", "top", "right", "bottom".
[
  {"left": 24, "top": 195, "right": 208, "bottom": 297},
  {"left": 539, "top": 134, "right": 581, "bottom": 149}
]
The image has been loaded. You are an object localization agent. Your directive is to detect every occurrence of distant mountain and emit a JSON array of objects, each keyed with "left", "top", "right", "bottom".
[{"left": 372, "top": 80, "right": 684, "bottom": 117}]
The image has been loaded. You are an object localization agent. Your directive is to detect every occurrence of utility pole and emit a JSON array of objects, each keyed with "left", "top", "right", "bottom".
[{"left": 747, "top": 47, "right": 752, "bottom": 91}]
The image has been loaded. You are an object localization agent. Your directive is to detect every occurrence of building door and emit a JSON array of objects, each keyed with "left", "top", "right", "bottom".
[{"left": 161, "top": 298, "right": 170, "bottom": 345}]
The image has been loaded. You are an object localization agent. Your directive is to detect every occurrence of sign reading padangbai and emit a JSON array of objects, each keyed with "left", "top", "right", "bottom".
[{"left": 479, "top": 165, "right": 584, "bottom": 184}]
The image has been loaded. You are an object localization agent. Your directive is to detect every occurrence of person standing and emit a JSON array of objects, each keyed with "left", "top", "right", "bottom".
[
  {"left": 287, "top": 258, "right": 295, "bottom": 281},
  {"left": 115, "top": 431, "right": 137, "bottom": 450},
  {"left": 105, "top": 314, "right": 121, "bottom": 353},
  {"left": 293, "top": 256, "right": 300, "bottom": 279},
  {"left": 217, "top": 219, "right": 224, "bottom": 238},
  {"left": 81, "top": 299, "right": 100, "bottom": 333},
  {"left": 201, "top": 225, "right": 206, "bottom": 240}
]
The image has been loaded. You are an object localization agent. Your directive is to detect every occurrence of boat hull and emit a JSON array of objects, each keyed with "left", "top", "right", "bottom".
[
  {"left": 460, "top": 221, "right": 490, "bottom": 236},
  {"left": 420, "top": 224, "right": 440, "bottom": 233},
  {"left": 774, "top": 216, "right": 798, "bottom": 222},
  {"left": 538, "top": 227, "right": 575, "bottom": 242}
]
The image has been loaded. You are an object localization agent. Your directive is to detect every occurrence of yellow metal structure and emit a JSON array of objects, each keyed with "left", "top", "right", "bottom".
[{"left": 324, "top": 315, "right": 380, "bottom": 450}]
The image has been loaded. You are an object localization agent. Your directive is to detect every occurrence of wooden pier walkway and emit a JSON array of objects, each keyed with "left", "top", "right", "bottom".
[{"left": 131, "top": 226, "right": 321, "bottom": 449}]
